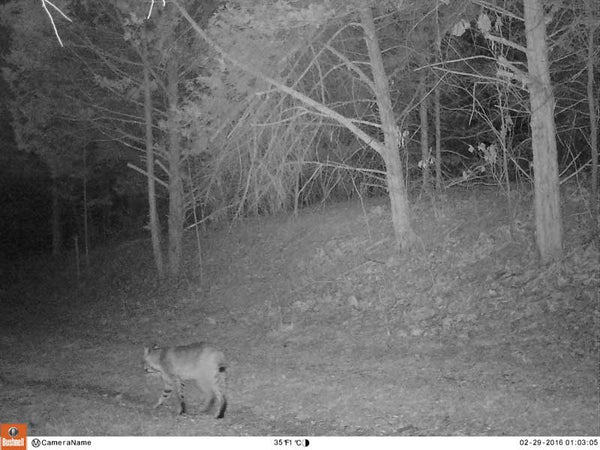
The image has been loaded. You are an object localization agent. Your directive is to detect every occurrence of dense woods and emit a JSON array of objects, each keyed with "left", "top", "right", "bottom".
[{"left": 0, "top": 0, "right": 597, "bottom": 270}]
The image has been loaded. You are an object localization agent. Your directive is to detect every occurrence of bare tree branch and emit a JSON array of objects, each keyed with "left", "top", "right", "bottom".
[
  {"left": 41, "top": 0, "right": 72, "bottom": 47},
  {"left": 171, "top": 0, "right": 386, "bottom": 156}
]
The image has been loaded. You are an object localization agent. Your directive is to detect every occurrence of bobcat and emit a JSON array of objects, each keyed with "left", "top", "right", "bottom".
[{"left": 142, "top": 342, "right": 227, "bottom": 419}]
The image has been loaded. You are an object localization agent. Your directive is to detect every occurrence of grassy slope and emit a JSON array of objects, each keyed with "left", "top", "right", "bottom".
[{"left": 0, "top": 187, "right": 598, "bottom": 435}]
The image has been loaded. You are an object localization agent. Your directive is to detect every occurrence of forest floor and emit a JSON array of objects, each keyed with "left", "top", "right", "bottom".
[{"left": 0, "top": 185, "right": 598, "bottom": 436}]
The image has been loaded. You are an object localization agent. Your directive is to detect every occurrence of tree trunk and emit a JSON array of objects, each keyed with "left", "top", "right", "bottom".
[
  {"left": 359, "top": 6, "right": 415, "bottom": 248},
  {"left": 434, "top": 80, "right": 442, "bottom": 192},
  {"left": 82, "top": 145, "right": 89, "bottom": 266},
  {"left": 419, "top": 75, "right": 430, "bottom": 193},
  {"left": 141, "top": 23, "right": 164, "bottom": 278},
  {"left": 434, "top": 37, "right": 443, "bottom": 193},
  {"left": 50, "top": 165, "right": 61, "bottom": 257},
  {"left": 524, "top": 0, "right": 563, "bottom": 263},
  {"left": 166, "top": 56, "right": 184, "bottom": 276},
  {"left": 586, "top": 0, "right": 598, "bottom": 245}
]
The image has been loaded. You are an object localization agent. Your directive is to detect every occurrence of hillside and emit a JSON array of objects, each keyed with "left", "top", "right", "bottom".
[{"left": 1, "top": 187, "right": 598, "bottom": 435}]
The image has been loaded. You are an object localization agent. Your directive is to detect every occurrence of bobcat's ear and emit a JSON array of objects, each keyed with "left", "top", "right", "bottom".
[{"left": 151, "top": 343, "right": 160, "bottom": 350}]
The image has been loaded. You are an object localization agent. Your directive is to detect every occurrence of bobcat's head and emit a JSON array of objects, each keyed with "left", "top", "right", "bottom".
[{"left": 142, "top": 344, "right": 161, "bottom": 374}]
